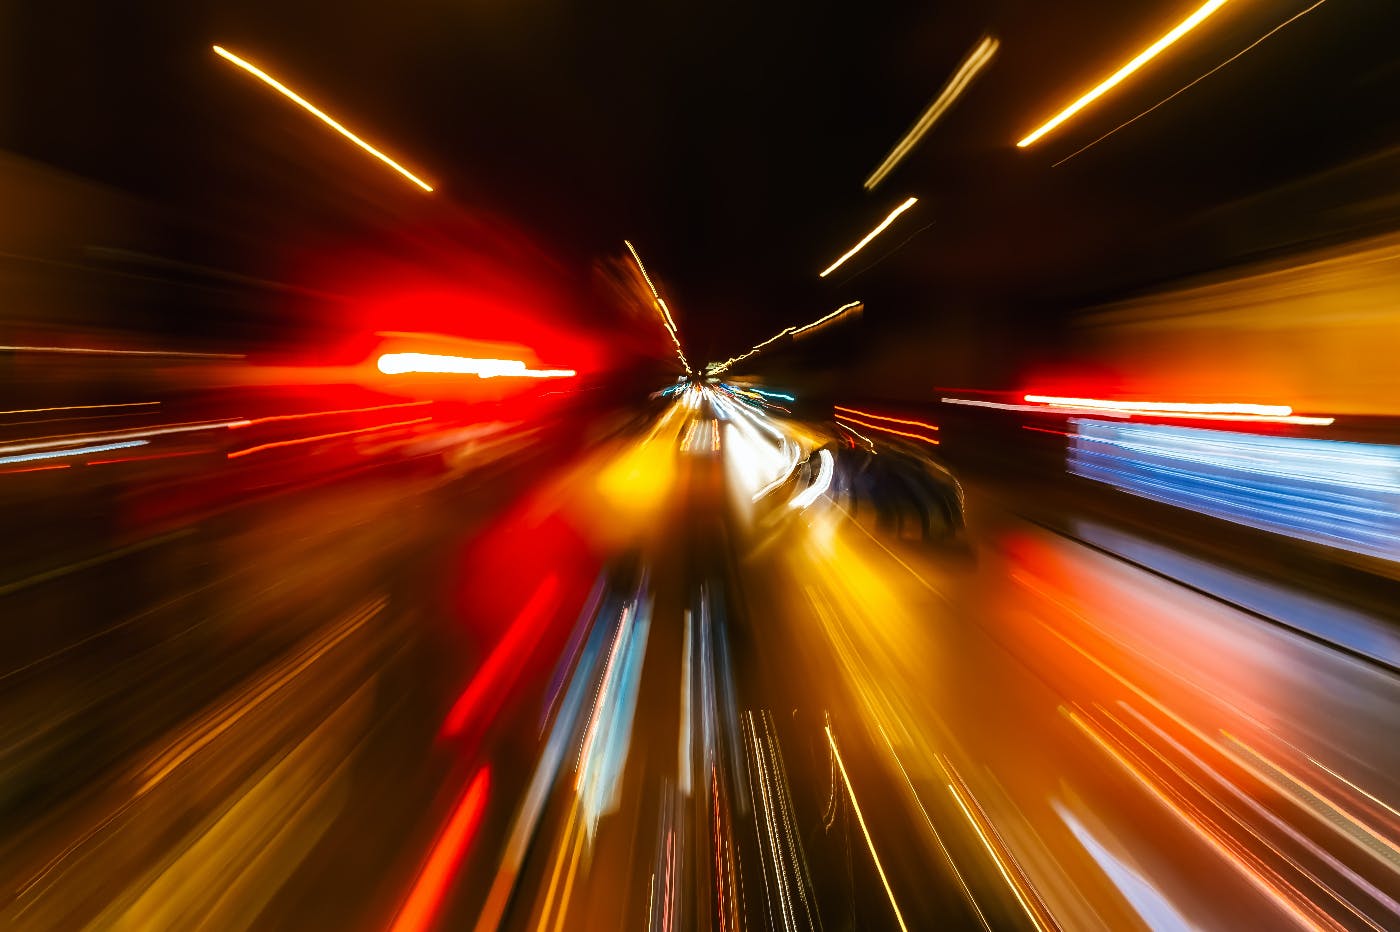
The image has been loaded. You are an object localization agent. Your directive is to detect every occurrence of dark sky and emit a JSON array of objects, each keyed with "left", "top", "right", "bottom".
[{"left": 4, "top": 0, "right": 1397, "bottom": 379}]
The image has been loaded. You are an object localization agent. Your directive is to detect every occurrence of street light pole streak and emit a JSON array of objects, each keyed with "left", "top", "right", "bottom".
[
  {"left": 708, "top": 300, "right": 862, "bottom": 374},
  {"left": 1016, "top": 0, "right": 1232, "bottom": 148},
  {"left": 211, "top": 45, "right": 434, "bottom": 192},
  {"left": 865, "top": 36, "right": 999, "bottom": 190},
  {"left": 819, "top": 198, "right": 918, "bottom": 278},
  {"left": 624, "top": 240, "right": 692, "bottom": 373}
]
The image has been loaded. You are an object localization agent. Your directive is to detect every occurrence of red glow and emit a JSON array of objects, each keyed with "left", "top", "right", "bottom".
[
  {"left": 441, "top": 575, "right": 560, "bottom": 736},
  {"left": 387, "top": 768, "right": 491, "bottom": 932}
]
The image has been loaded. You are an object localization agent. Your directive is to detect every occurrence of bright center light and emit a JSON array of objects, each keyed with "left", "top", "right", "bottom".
[{"left": 376, "top": 353, "right": 575, "bottom": 378}]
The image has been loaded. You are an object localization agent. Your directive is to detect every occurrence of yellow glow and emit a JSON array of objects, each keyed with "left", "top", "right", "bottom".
[
  {"left": 866, "top": 36, "right": 999, "bottom": 190},
  {"left": 819, "top": 198, "right": 917, "bottom": 278},
  {"left": 212, "top": 45, "right": 434, "bottom": 192},
  {"left": 1016, "top": 0, "right": 1231, "bottom": 148}
]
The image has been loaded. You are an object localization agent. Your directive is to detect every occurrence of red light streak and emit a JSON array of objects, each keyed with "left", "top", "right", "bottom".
[
  {"left": 441, "top": 575, "right": 560, "bottom": 736},
  {"left": 226, "top": 417, "right": 431, "bottom": 459},
  {"left": 835, "top": 415, "right": 940, "bottom": 445},
  {"left": 387, "top": 768, "right": 491, "bottom": 932},
  {"left": 86, "top": 450, "right": 209, "bottom": 466},
  {"left": 833, "top": 406, "right": 939, "bottom": 431},
  {"left": 0, "top": 463, "right": 72, "bottom": 476}
]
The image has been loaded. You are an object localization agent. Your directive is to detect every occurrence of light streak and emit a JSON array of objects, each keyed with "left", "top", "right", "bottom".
[
  {"left": 376, "top": 353, "right": 575, "bottom": 378},
  {"left": 708, "top": 301, "right": 862, "bottom": 374},
  {"left": 865, "top": 36, "right": 999, "bottom": 189},
  {"left": 1027, "top": 394, "right": 1291, "bottom": 417},
  {"left": 226, "top": 416, "right": 430, "bottom": 458},
  {"left": 819, "top": 198, "right": 918, "bottom": 278},
  {"left": 945, "top": 773, "right": 1054, "bottom": 932},
  {"left": 0, "top": 418, "right": 246, "bottom": 457},
  {"left": 825, "top": 725, "right": 909, "bottom": 932},
  {"left": 834, "top": 406, "right": 939, "bottom": 437},
  {"left": 212, "top": 45, "right": 434, "bottom": 192},
  {"left": 0, "top": 402, "right": 159, "bottom": 417},
  {"left": 790, "top": 448, "right": 834, "bottom": 510},
  {"left": 625, "top": 240, "right": 692, "bottom": 373},
  {"left": 942, "top": 395, "right": 1334, "bottom": 425},
  {"left": 1054, "top": 0, "right": 1334, "bottom": 165},
  {"left": 1017, "top": 0, "right": 1232, "bottom": 148},
  {"left": 0, "top": 440, "right": 147, "bottom": 466},
  {"left": 0, "top": 345, "right": 242, "bottom": 359},
  {"left": 231, "top": 400, "right": 431, "bottom": 427},
  {"left": 835, "top": 415, "right": 939, "bottom": 445},
  {"left": 388, "top": 768, "right": 491, "bottom": 932}
]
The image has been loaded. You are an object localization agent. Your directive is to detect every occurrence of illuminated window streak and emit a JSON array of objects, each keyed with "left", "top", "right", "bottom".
[
  {"left": 226, "top": 416, "right": 430, "bottom": 458},
  {"left": 819, "top": 198, "right": 918, "bottom": 278},
  {"left": 825, "top": 726, "right": 910, "bottom": 932},
  {"left": 388, "top": 769, "right": 490, "bottom": 932},
  {"left": 1017, "top": 0, "right": 1233, "bottom": 148},
  {"left": 212, "top": 45, "right": 434, "bottom": 191},
  {"left": 866, "top": 36, "right": 999, "bottom": 189}
]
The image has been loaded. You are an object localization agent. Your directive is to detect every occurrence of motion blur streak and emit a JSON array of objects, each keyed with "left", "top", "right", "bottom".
[
  {"left": 818, "top": 197, "right": 918, "bottom": 278},
  {"left": 825, "top": 725, "right": 910, "bottom": 932},
  {"left": 834, "top": 414, "right": 939, "bottom": 444},
  {"left": 625, "top": 239, "right": 692, "bottom": 373},
  {"left": 1069, "top": 418, "right": 1400, "bottom": 561},
  {"left": 376, "top": 353, "right": 576, "bottom": 378},
  {"left": 1016, "top": 0, "right": 1232, "bottom": 147},
  {"left": 226, "top": 416, "right": 432, "bottom": 458},
  {"left": 864, "top": 35, "right": 999, "bottom": 190},
  {"left": 708, "top": 300, "right": 861, "bottom": 374},
  {"left": 1024, "top": 393, "right": 1335, "bottom": 425},
  {"left": 388, "top": 768, "right": 491, "bottom": 932},
  {"left": 230, "top": 400, "right": 431, "bottom": 427},
  {"left": 0, "top": 439, "right": 147, "bottom": 466},
  {"left": 211, "top": 45, "right": 434, "bottom": 191}
]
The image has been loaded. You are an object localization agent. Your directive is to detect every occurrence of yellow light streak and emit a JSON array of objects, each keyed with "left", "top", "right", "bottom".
[
  {"left": 1016, "top": 0, "right": 1232, "bottom": 148},
  {"left": 624, "top": 239, "right": 691, "bottom": 373},
  {"left": 819, "top": 198, "right": 918, "bottom": 278},
  {"left": 708, "top": 301, "right": 862, "bottom": 374},
  {"left": 212, "top": 45, "right": 434, "bottom": 192},
  {"left": 865, "top": 36, "right": 999, "bottom": 190},
  {"left": 825, "top": 725, "right": 910, "bottom": 932}
]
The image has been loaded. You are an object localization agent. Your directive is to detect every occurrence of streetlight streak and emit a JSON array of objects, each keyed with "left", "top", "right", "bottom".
[
  {"left": 819, "top": 198, "right": 918, "bottom": 278},
  {"left": 708, "top": 301, "right": 862, "bottom": 375},
  {"left": 624, "top": 240, "right": 692, "bottom": 373},
  {"left": 1016, "top": 0, "right": 1232, "bottom": 148},
  {"left": 865, "top": 36, "right": 999, "bottom": 190},
  {"left": 211, "top": 45, "right": 434, "bottom": 192}
]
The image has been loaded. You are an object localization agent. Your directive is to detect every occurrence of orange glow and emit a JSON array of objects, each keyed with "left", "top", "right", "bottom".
[
  {"left": 211, "top": 45, "right": 434, "bottom": 192},
  {"left": 388, "top": 768, "right": 491, "bottom": 932},
  {"left": 1016, "top": 0, "right": 1232, "bottom": 148},
  {"left": 226, "top": 416, "right": 431, "bottom": 458}
]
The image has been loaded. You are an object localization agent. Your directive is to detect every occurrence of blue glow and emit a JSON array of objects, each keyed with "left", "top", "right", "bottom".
[{"left": 1068, "top": 419, "right": 1400, "bottom": 562}]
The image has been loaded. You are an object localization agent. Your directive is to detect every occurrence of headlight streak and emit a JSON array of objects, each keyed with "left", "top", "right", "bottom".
[
  {"left": 1016, "top": 0, "right": 1233, "bottom": 148},
  {"left": 865, "top": 35, "right": 1000, "bottom": 190},
  {"left": 1052, "top": 0, "right": 1333, "bottom": 167},
  {"left": 819, "top": 198, "right": 918, "bottom": 279},
  {"left": 624, "top": 240, "right": 692, "bottom": 374},
  {"left": 789, "top": 448, "right": 834, "bottom": 510},
  {"left": 211, "top": 45, "right": 434, "bottom": 192},
  {"left": 707, "top": 301, "right": 862, "bottom": 375},
  {"left": 376, "top": 353, "right": 576, "bottom": 378},
  {"left": 824, "top": 725, "right": 910, "bottom": 932}
]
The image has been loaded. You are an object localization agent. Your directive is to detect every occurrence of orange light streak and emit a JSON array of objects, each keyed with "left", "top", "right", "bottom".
[
  {"left": 819, "top": 198, "right": 918, "bottom": 278},
  {"left": 212, "top": 45, "right": 434, "bottom": 192},
  {"left": 231, "top": 400, "right": 431, "bottom": 428},
  {"left": 388, "top": 768, "right": 491, "bottom": 932},
  {"left": 833, "top": 406, "right": 939, "bottom": 431},
  {"left": 226, "top": 416, "right": 430, "bottom": 458},
  {"left": 835, "top": 416, "right": 939, "bottom": 445}
]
